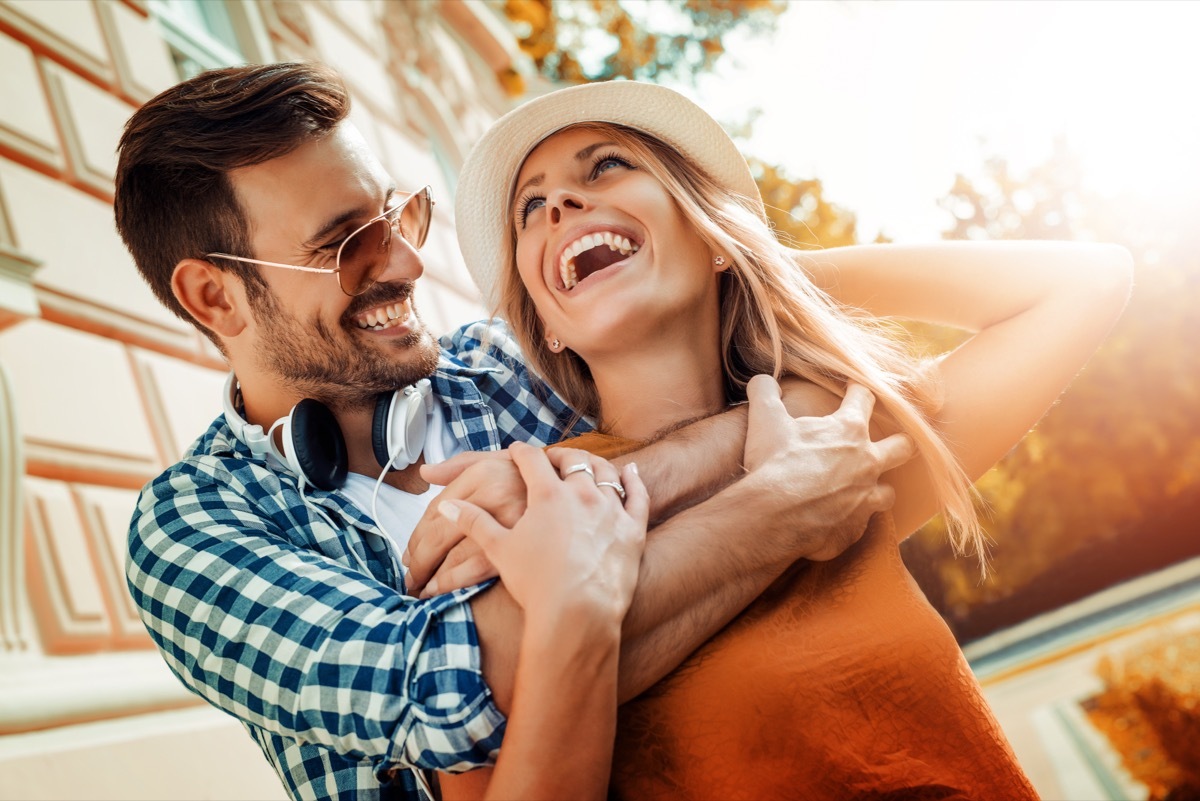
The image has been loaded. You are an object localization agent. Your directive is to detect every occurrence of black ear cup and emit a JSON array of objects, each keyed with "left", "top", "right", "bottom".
[
  {"left": 372, "top": 392, "right": 393, "bottom": 470},
  {"left": 290, "top": 399, "right": 348, "bottom": 490}
]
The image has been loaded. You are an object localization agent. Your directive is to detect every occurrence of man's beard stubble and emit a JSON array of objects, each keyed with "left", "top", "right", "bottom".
[{"left": 250, "top": 281, "right": 440, "bottom": 411}]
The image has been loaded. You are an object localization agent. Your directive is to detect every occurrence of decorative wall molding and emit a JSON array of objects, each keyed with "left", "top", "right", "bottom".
[
  {"left": 0, "top": 651, "right": 197, "bottom": 735},
  {"left": 23, "top": 480, "right": 113, "bottom": 655},
  {"left": 73, "top": 484, "right": 153, "bottom": 647},
  {"left": 0, "top": 244, "right": 41, "bottom": 330},
  {"left": 0, "top": 361, "right": 30, "bottom": 655},
  {"left": 0, "top": 1, "right": 115, "bottom": 86},
  {"left": 35, "top": 287, "right": 223, "bottom": 371},
  {"left": 23, "top": 438, "right": 156, "bottom": 492}
]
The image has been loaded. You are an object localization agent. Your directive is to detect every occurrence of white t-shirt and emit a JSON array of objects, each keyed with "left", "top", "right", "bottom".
[{"left": 338, "top": 399, "right": 464, "bottom": 556}]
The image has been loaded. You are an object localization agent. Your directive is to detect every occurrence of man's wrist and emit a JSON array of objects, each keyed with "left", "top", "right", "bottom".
[{"left": 621, "top": 405, "right": 748, "bottom": 522}]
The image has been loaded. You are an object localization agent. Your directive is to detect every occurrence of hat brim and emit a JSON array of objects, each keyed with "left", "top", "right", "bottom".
[{"left": 454, "top": 80, "right": 760, "bottom": 308}]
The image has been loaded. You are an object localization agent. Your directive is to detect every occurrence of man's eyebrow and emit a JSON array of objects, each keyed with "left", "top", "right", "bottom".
[
  {"left": 303, "top": 186, "right": 396, "bottom": 248},
  {"left": 512, "top": 141, "right": 618, "bottom": 205}
]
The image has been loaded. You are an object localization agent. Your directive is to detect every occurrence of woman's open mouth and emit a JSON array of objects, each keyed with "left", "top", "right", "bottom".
[{"left": 558, "top": 230, "right": 640, "bottom": 291}]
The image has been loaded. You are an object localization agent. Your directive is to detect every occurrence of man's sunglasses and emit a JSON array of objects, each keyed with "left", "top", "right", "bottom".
[{"left": 206, "top": 186, "right": 434, "bottom": 297}]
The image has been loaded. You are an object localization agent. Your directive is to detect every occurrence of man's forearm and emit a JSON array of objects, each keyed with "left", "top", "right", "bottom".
[
  {"left": 614, "top": 469, "right": 799, "bottom": 700},
  {"left": 608, "top": 405, "right": 748, "bottom": 523},
  {"left": 604, "top": 380, "right": 835, "bottom": 524}
]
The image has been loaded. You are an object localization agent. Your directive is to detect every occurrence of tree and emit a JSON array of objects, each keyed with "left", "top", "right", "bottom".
[
  {"left": 750, "top": 159, "right": 859, "bottom": 249},
  {"left": 902, "top": 142, "right": 1200, "bottom": 638},
  {"left": 504, "top": 0, "right": 785, "bottom": 84}
]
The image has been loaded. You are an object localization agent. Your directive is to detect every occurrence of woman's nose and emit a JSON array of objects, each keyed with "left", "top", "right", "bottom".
[{"left": 549, "top": 192, "right": 585, "bottom": 225}]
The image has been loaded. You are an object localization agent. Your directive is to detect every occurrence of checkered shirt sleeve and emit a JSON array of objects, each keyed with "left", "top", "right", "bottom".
[
  {"left": 126, "top": 454, "right": 505, "bottom": 796},
  {"left": 438, "top": 320, "right": 592, "bottom": 448}
]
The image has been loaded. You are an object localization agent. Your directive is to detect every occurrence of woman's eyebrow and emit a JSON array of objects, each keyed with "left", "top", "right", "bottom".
[{"left": 513, "top": 141, "right": 619, "bottom": 203}]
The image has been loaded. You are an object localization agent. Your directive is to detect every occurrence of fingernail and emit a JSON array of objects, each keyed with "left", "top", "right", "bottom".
[
  {"left": 439, "top": 501, "right": 460, "bottom": 522},
  {"left": 422, "top": 579, "right": 438, "bottom": 598},
  {"left": 401, "top": 547, "right": 410, "bottom": 567},
  {"left": 630, "top": 462, "right": 639, "bottom": 475}
]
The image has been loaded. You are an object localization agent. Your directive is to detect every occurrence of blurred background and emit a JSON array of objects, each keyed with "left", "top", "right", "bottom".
[{"left": 0, "top": 1, "right": 1195, "bottom": 798}]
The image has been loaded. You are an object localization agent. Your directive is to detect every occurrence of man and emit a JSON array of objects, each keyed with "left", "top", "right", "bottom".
[{"left": 117, "top": 62, "right": 911, "bottom": 800}]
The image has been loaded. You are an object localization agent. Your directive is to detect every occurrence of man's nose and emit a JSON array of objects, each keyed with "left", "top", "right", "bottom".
[{"left": 378, "top": 233, "right": 424, "bottom": 284}]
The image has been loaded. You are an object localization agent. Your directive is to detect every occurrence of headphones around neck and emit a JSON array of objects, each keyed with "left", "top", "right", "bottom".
[{"left": 222, "top": 373, "right": 432, "bottom": 491}]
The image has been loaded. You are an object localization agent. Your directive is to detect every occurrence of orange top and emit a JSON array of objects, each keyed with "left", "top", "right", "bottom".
[{"left": 561, "top": 431, "right": 1039, "bottom": 801}]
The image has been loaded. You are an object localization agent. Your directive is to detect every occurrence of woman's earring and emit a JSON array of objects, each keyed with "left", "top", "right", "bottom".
[
  {"left": 713, "top": 256, "right": 726, "bottom": 267},
  {"left": 550, "top": 338, "right": 561, "bottom": 351}
]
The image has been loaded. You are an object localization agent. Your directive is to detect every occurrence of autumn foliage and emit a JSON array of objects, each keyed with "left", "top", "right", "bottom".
[
  {"left": 504, "top": 0, "right": 784, "bottom": 84},
  {"left": 901, "top": 142, "right": 1200, "bottom": 638}
]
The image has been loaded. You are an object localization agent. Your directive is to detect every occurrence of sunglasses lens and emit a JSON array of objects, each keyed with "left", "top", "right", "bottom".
[
  {"left": 338, "top": 217, "right": 391, "bottom": 295},
  {"left": 401, "top": 189, "right": 432, "bottom": 250},
  {"left": 335, "top": 188, "right": 432, "bottom": 296}
]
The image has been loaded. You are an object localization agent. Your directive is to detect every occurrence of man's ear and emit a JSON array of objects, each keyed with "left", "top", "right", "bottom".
[{"left": 172, "top": 258, "right": 248, "bottom": 340}]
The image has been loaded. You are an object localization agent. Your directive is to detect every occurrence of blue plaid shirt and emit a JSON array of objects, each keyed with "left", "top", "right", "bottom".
[{"left": 126, "top": 322, "right": 588, "bottom": 800}]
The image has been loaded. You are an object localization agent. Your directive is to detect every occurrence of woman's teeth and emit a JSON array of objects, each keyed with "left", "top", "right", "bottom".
[
  {"left": 354, "top": 302, "right": 408, "bottom": 330},
  {"left": 559, "top": 232, "right": 638, "bottom": 290}
]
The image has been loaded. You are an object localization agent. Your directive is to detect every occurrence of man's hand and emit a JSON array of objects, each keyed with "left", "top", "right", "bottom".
[
  {"left": 407, "top": 450, "right": 522, "bottom": 597},
  {"left": 744, "top": 375, "right": 915, "bottom": 561}
]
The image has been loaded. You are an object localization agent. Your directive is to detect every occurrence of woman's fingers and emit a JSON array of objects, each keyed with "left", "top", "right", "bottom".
[{"left": 544, "top": 446, "right": 596, "bottom": 473}]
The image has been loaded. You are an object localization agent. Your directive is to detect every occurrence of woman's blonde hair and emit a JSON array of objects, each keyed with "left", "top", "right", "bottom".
[{"left": 498, "top": 122, "right": 985, "bottom": 561}]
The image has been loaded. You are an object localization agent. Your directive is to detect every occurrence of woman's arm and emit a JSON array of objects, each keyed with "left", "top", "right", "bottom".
[
  {"left": 437, "top": 442, "right": 648, "bottom": 801},
  {"left": 799, "top": 241, "right": 1133, "bottom": 538}
]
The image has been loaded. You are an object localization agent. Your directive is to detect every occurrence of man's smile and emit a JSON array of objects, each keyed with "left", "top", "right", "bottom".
[{"left": 351, "top": 299, "right": 412, "bottom": 331}]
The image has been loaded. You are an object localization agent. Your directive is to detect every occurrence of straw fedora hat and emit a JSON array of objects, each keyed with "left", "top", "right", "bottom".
[{"left": 454, "top": 80, "right": 761, "bottom": 308}]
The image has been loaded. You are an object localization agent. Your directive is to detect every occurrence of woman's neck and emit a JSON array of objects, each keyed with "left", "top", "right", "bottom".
[{"left": 587, "top": 327, "right": 726, "bottom": 442}]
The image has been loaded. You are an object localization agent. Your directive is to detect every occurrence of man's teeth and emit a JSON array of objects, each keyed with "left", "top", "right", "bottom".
[
  {"left": 354, "top": 302, "right": 407, "bottom": 330},
  {"left": 559, "top": 232, "right": 639, "bottom": 290}
]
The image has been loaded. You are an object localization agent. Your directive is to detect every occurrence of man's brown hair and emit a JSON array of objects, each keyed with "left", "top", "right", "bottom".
[{"left": 114, "top": 61, "right": 350, "bottom": 343}]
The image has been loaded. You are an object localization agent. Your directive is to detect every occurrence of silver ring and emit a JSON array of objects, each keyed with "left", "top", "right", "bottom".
[
  {"left": 562, "top": 462, "right": 595, "bottom": 480},
  {"left": 595, "top": 480, "right": 626, "bottom": 501}
]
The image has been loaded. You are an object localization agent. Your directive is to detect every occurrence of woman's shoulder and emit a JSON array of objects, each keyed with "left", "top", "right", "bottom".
[{"left": 779, "top": 376, "right": 843, "bottom": 417}]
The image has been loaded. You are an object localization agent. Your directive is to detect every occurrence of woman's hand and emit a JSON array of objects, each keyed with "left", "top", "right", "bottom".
[{"left": 438, "top": 441, "right": 649, "bottom": 623}]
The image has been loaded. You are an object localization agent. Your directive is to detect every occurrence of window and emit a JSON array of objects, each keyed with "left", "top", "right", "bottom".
[{"left": 148, "top": 0, "right": 262, "bottom": 77}]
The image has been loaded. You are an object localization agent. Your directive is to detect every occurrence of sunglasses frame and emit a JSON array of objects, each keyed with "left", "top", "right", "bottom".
[{"left": 206, "top": 185, "right": 434, "bottom": 296}]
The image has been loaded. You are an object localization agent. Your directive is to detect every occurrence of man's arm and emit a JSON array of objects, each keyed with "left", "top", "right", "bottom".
[
  {"left": 126, "top": 461, "right": 505, "bottom": 777},
  {"left": 460, "top": 377, "right": 912, "bottom": 707},
  {"left": 407, "top": 376, "right": 843, "bottom": 596}
]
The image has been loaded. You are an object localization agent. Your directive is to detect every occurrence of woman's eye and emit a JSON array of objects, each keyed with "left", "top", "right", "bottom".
[
  {"left": 592, "top": 154, "right": 632, "bottom": 178},
  {"left": 517, "top": 194, "right": 545, "bottom": 228}
]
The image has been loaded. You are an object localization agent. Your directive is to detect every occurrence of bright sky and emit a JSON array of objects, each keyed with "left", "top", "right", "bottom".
[{"left": 669, "top": 0, "right": 1200, "bottom": 241}]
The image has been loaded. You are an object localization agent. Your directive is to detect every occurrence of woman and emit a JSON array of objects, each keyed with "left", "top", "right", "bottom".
[{"left": 443, "top": 81, "right": 1132, "bottom": 799}]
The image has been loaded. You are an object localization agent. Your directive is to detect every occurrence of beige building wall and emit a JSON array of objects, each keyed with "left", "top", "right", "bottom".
[{"left": 0, "top": 1, "right": 515, "bottom": 797}]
